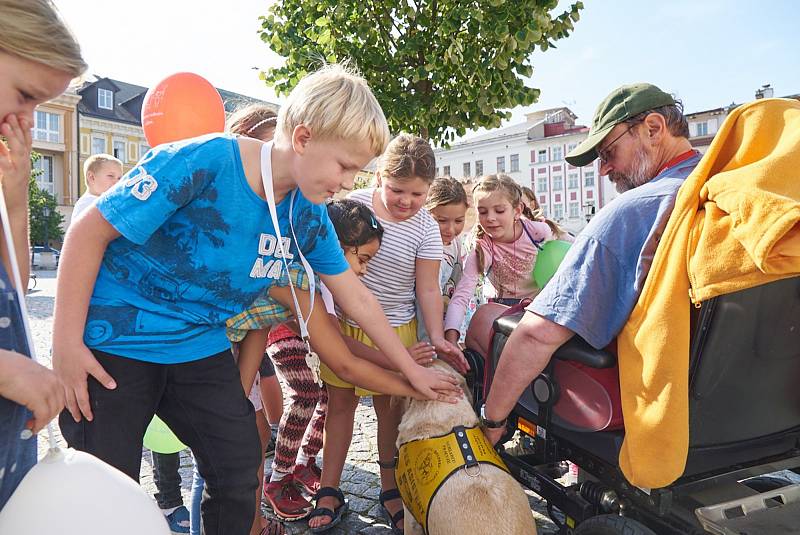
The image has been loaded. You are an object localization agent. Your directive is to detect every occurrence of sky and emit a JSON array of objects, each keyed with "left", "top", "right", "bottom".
[{"left": 56, "top": 0, "right": 800, "bottom": 133}]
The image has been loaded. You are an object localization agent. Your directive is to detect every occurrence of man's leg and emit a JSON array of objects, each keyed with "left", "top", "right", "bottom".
[
  {"left": 58, "top": 350, "right": 163, "bottom": 480},
  {"left": 158, "top": 350, "right": 260, "bottom": 535}
]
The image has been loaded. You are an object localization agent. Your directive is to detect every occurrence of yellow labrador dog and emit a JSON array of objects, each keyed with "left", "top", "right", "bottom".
[{"left": 395, "top": 360, "right": 537, "bottom": 535}]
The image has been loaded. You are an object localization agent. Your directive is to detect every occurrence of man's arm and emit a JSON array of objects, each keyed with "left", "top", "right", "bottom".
[{"left": 483, "top": 311, "right": 574, "bottom": 444}]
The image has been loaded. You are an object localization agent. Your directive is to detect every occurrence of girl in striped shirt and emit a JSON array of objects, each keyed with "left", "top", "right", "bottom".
[{"left": 310, "top": 135, "right": 467, "bottom": 533}]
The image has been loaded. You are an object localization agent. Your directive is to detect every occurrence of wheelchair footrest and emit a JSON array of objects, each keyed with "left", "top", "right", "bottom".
[{"left": 695, "top": 483, "right": 800, "bottom": 534}]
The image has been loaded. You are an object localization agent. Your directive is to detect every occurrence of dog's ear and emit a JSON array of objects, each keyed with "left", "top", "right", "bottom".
[{"left": 391, "top": 394, "right": 412, "bottom": 415}]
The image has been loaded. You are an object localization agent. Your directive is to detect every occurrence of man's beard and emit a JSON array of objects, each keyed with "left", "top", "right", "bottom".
[{"left": 609, "top": 144, "right": 654, "bottom": 193}]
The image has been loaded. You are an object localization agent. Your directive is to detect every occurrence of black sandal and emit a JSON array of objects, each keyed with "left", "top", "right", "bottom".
[
  {"left": 379, "top": 488, "right": 404, "bottom": 534},
  {"left": 308, "top": 486, "right": 348, "bottom": 533}
]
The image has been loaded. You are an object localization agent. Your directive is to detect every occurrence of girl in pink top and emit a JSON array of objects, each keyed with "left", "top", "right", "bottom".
[{"left": 444, "top": 174, "right": 553, "bottom": 343}]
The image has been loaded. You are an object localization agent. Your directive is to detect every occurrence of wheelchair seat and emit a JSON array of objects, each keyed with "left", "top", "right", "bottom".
[{"left": 495, "top": 276, "right": 800, "bottom": 480}]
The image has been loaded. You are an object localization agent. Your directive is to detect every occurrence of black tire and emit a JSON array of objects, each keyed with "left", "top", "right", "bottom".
[
  {"left": 573, "top": 514, "right": 657, "bottom": 535},
  {"left": 742, "top": 475, "right": 793, "bottom": 493}
]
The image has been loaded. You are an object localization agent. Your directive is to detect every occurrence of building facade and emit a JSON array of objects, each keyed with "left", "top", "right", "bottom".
[
  {"left": 31, "top": 87, "right": 81, "bottom": 222},
  {"left": 435, "top": 107, "right": 616, "bottom": 233}
]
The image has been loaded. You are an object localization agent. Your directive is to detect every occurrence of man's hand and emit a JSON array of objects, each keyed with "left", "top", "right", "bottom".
[
  {"left": 53, "top": 342, "right": 116, "bottom": 422},
  {"left": 0, "top": 350, "right": 65, "bottom": 433},
  {"left": 405, "top": 364, "right": 462, "bottom": 403},
  {"left": 431, "top": 336, "right": 469, "bottom": 374},
  {"left": 407, "top": 341, "right": 436, "bottom": 366},
  {"left": 483, "top": 425, "right": 506, "bottom": 446}
]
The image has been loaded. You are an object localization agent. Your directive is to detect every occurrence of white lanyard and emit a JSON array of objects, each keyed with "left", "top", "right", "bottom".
[{"left": 259, "top": 142, "right": 319, "bottom": 381}]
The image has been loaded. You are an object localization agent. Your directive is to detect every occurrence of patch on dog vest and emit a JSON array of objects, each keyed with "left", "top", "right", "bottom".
[{"left": 396, "top": 425, "right": 508, "bottom": 533}]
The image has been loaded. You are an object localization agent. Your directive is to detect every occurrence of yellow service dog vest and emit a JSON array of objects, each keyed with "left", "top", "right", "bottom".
[{"left": 396, "top": 425, "right": 509, "bottom": 534}]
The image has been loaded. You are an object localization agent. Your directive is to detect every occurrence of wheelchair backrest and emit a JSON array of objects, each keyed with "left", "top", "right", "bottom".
[{"left": 688, "top": 276, "right": 800, "bottom": 447}]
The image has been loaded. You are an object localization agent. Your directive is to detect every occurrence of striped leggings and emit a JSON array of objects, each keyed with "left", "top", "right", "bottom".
[{"left": 266, "top": 324, "right": 327, "bottom": 473}]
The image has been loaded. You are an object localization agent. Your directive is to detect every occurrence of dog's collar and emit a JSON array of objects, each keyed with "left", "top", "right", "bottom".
[{"left": 396, "top": 425, "right": 509, "bottom": 534}]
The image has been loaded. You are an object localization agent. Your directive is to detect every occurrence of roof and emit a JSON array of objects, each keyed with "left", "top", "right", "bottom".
[{"left": 77, "top": 75, "right": 278, "bottom": 126}]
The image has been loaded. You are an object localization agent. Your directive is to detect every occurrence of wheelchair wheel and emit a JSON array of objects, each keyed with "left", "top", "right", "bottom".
[{"left": 573, "top": 514, "right": 657, "bottom": 535}]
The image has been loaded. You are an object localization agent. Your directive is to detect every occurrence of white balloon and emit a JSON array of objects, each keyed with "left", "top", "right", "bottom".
[{"left": 0, "top": 447, "right": 170, "bottom": 535}]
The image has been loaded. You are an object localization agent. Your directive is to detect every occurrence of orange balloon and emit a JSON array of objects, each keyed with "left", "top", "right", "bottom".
[{"left": 141, "top": 72, "right": 225, "bottom": 147}]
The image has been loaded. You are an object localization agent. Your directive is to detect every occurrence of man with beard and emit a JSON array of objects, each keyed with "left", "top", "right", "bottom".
[{"left": 480, "top": 84, "right": 700, "bottom": 443}]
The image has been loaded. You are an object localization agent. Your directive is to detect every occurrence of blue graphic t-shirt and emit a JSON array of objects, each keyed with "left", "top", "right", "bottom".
[{"left": 86, "top": 134, "right": 349, "bottom": 363}]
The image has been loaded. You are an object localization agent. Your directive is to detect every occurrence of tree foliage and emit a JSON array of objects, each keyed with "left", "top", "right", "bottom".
[
  {"left": 29, "top": 152, "right": 64, "bottom": 246},
  {"left": 259, "top": 0, "right": 583, "bottom": 144}
]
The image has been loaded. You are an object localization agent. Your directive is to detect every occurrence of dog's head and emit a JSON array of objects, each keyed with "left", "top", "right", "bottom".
[{"left": 395, "top": 360, "right": 478, "bottom": 447}]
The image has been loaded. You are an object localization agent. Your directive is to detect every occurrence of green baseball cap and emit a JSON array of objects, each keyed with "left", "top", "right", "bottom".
[{"left": 565, "top": 83, "right": 676, "bottom": 167}]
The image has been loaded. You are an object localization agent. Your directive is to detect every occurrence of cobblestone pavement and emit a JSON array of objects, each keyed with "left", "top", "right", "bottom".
[{"left": 26, "top": 270, "right": 557, "bottom": 534}]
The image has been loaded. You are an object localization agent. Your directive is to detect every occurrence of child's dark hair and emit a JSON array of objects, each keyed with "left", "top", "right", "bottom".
[
  {"left": 425, "top": 176, "right": 468, "bottom": 211},
  {"left": 326, "top": 199, "right": 384, "bottom": 247}
]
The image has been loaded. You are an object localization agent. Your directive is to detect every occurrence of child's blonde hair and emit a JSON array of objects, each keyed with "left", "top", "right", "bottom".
[
  {"left": 378, "top": 134, "right": 436, "bottom": 184},
  {"left": 83, "top": 154, "right": 122, "bottom": 185},
  {"left": 227, "top": 104, "right": 278, "bottom": 140},
  {"left": 425, "top": 176, "right": 468, "bottom": 210},
  {"left": 275, "top": 63, "right": 389, "bottom": 157},
  {"left": 471, "top": 173, "right": 536, "bottom": 273},
  {"left": 0, "top": 0, "right": 86, "bottom": 78}
]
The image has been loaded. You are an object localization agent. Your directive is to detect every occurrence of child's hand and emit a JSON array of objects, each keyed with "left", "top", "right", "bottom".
[
  {"left": 431, "top": 336, "right": 469, "bottom": 375},
  {"left": 0, "top": 350, "right": 65, "bottom": 434},
  {"left": 406, "top": 364, "right": 462, "bottom": 403},
  {"left": 408, "top": 341, "right": 436, "bottom": 366},
  {"left": 53, "top": 341, "right": 117, "bottom": 422},
  {"left": 0, "top": 114, "right": 33, "bottom": 193}
]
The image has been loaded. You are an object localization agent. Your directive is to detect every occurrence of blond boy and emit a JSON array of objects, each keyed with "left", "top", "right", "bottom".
[
  {"left": 53, "top": 64, "right": 459, "bottom": 535},
  {"left": 72, "top": 154, "right": 122, "bottom": 219}
]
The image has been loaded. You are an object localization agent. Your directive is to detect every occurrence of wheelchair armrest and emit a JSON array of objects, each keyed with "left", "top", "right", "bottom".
[
  {"left": 493, "top": 311, "right": 524, "bottom": 337},
  {"left": 553, "top": 337, "right": 616, "bottom": 369},
  {"left": 492, "top": 311, "right": 616, "bottom": 369}
]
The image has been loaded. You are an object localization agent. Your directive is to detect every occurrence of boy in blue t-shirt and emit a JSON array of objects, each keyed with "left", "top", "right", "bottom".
[{"left": 52, "top": 65, "right": 460, "bottom": 535}]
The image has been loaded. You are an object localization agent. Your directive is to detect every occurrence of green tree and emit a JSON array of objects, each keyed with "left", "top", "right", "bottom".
[
  {"left": 28, "top": 152, "right": 64, "bottom": 246},
  {"left": 259, "top": 0, "right": 583, "bottom": 144}
]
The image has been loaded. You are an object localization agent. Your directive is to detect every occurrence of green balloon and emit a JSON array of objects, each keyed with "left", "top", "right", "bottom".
[
  {"left": 533, "top": 240, "right": 572, "bottom": 288},
  {"left": 143, "top": 415, "right": 186, "bottom": 454}
]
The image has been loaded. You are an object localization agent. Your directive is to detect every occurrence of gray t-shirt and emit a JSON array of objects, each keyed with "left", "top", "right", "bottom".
[{"left": 528, "top": 153, "right": 702, "bottom": 349}]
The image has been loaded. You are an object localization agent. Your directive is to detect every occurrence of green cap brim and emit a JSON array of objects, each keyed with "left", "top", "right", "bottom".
[{"left": 565, "top": 123, "right": 616, "bottom": 167}]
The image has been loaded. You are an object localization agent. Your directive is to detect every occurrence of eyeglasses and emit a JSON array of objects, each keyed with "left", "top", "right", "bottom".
[{"left": 597, "top": 122, "right": 641, "bottom": 164}]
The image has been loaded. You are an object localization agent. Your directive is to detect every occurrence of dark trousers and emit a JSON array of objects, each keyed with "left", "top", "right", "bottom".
[
  {"left": 59, "top": 349, "right": 261, "bottom": 535},
  {"left": 152, "top": 451, "right": 183, "bottom": 510}
]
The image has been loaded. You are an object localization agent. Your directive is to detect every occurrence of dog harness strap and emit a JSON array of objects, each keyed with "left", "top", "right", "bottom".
[{"left": 396, "top": 426, "right": 509, "bottom": 534}]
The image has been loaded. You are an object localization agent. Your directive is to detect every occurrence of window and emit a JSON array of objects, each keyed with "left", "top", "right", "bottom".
[
  {"left": 496, "top": 156, "right": 505, "bottom": 173},
  {"left": 567, "top": 173, "right": 579, "bottom": 189},
  {"left": 475, "top": 160, "right": 483, "bottom": 176},
  {"left": 139, "top": 143, "right": 150, "bottom": 161},
  {"left": 553, "top": 204, "right": 564, "bottom": 221},
  {"left": 552, "top": 146, "right": 563, "bottom": 161},
  {"left": 33, "top": 111, "right": 60, "bottom": 143},
  {"left": 91, "top": 136, "right": 106, "bottom": 155},
  {"left": 33, "top": 155, "right": 54, "bottom": 195},
  {"left": 569, "top": 202, "right": 580, "bottom": 219},
  {"left": 443, "top": 165, "right": 450, "bottom": 176},
  {"left": 536, "top": 177, "right": 547, "bottom": 193},
  {"left": 695, "top": 121, "right": 708, "bottom": 137},
  {"left": 510, "top": 154, "right": 519, "bottom": 172},
  {"left": 537, "top": 149, "right": 547, "bottom": 163},
  {"left": 113, "top": 140, "right": 126, "bottom": 163},
  {"left": 98, "top": 88, "right": 114, "bottom": 110},
  {"left": 552, "top": 175, "right": 563, "bottom": 190},
  {"left": 568, "top": 142, "right": 577, "bottom": 153},
  {"left": 463, "top": 162, "right": 471, "bottom": 177},
  {"left": 584, "top": 171, "right": 595, "bottom": 187}
]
